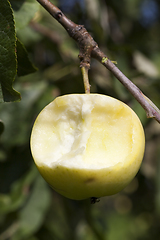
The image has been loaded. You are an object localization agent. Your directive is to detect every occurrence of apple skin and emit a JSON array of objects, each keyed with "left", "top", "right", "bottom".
[
  {"left": 37, "top": 159, "right": 142, "bottom": 200},
  {"left": 30, "top": 94, "right": 145, "bottom": 200}
]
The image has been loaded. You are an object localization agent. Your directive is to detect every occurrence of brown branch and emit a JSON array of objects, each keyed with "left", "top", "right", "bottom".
[
  {"left": 36, "top": 0, "right": 97, "bottom": 70},
  {"left": 36, "top": 0, "right": 160, "bottom": 124},
  {"left": 91, "top": 47, "right": 160, "bottom": 123}
]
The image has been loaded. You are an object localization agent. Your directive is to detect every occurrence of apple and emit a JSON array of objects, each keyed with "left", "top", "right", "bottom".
[{"left": 30, "top": 94, "right": 145, "bottom": 200}]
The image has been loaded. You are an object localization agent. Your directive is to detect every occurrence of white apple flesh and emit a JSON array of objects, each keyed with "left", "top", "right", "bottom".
[{"left": 30, "top": 94, "right": 145, "bottom": 200}]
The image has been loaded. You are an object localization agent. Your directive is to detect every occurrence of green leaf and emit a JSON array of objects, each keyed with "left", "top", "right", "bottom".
[
  {"left": 12, "top": 175, "right": 51, "bottom": 240},
  {"left": 0, "top": 79, "right": 48, "bottom": 147},
  {"left": 155, "top": 147, "right": 160, "bottom": 215},
  {"left": 0, "top": 0, "right": 21, "bottom": 102},
  {"left": 0, "top": 165, "right": 38, "bottom": 214},
  {"left": 16, "top": 39, "right": 37, "bottom": 76},
  {"left": 10, "top": 0, "right": 26, "bottom": 11},
  {"left": 0, "top": 119, "right": 4, "bottom": 135},
  {"left": 12, "top": 0, "right": 39, "bottom": 31}
]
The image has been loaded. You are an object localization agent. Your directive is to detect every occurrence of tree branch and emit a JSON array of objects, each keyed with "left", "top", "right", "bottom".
[
  {"left": 36, "top": 0, "right": 97, "bottom": 70},
  {"left": 91, "top": 47, "right": 160, "bottom": 123},
  {"left": 36, "top": 0, "right": 160, "bottom": 124}
]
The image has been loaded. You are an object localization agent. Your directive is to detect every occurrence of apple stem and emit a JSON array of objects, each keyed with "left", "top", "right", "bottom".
[{"left": 81, "top": 67, "right": 90, "bottom": 94}]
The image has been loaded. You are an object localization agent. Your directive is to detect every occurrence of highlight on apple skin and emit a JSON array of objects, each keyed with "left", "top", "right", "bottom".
[{"left": 30, "top": 94, "right": 145, "bottom": 200}]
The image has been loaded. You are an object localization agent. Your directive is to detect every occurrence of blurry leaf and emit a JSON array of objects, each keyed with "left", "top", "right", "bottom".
[
  {"left": 133, "top": 51, "right": 159, "bottom": 78},
  {"left": 155, "top": 147, "right": 160, "bottom": 215},
  {"left": 44, "top": 64, "right": 76, "bottom": 82},
  {"left": 16, "top": 25, "right": 42, "bottom": 46},
  {"left": 13, "top": 0, "right": 39, "bottom": 31},
  {"left": 0, "top": 79, "right": 47, "bottom": 147},
  {"left": 26, "top": 237, "right": 39, "bottom": 240},
  {"left": 16, "top": 39, "right": 37, "bottom": 76},
  {"left": 0, "top": 120, "right": 5, "bottom": 135},
  {"left": 113, "top": 76, "right": 129, "bottom": 101},
  {"left": 131, "top": 99, "right": 147, "bottom": 125},
  {"left": 0, "top": 0, "right": 21, "bottom": 102},
  {"left": 107, "top": 211, "right": 150, "bottom": 240},
  {"left": 107, "top": 213, "right": 133, "bottom": 240},
  {"left": 85, "top": 0, "right": 100, "bottom": 20},
  {"left": 12, "top": 175, "right": 51, "bottom": 240},
  {"left": 0, "top": 149, "right": 6, "bottom": 162},
  {"left": 10, "top": 0, "right": 26, "bottom": 11},
  {"left": 0, "top": 165, "right": 38, "bottom": 214}
]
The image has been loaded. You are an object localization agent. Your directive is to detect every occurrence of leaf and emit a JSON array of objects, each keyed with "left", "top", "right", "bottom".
[
  {"left": 0, "top": 165, "right": 38, "bottom": 214},
  {"left": 155, "top": 147, "right": 160, "bottom": 215},
  {"left": 16, "top": 39, "right": 37, "bottom": 76},
  {"left": 12, "top": 0, "right": 39, "bottom": 31},
  {"left": 0, "top": 119, "right": 4, "bottom": 135},
  {"left": 133, "top": 51, "right": 159, "bottom": 78},
  {"left": 0, "top": 0, "right": 21, "bottom": 102},
  {"left": 12, "top": 175, "right": 51, "bottom": 240},
  {"left": 0, "top": 79, "right": 47, "bottom": 147},
  {"left": 10, "top": 0, "right": 26, "bottom": 11}
]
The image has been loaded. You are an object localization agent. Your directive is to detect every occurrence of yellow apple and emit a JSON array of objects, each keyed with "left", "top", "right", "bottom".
[{"left": 30, "top": 94, "right": 145, "bottom": 200}]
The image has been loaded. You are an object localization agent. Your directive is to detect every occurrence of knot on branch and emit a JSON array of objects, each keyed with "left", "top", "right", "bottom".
[
  {"left": 55, "top": 11, "right": 63, "bottom": 20},
  {"left": 70, "top": 25, "right": 98, "bottom": 69}
]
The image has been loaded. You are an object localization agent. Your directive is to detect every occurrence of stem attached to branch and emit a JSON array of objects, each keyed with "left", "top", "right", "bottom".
[{"left": 36, "top": 0, "right": 160, "bottom": 124}]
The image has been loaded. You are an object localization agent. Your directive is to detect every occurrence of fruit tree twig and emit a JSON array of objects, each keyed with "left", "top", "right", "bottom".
[
  {"left": 91, "top": 48, "right": 160, "bottom": 123},
  {"left": 36, "top": 0, "right": 160, "bottom": 124},
  {"left": 81, "top": 67, "right": 90, "bottom": 93}
]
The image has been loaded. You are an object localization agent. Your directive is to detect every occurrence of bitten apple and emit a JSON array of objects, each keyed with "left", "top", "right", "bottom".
[{"left": 30, "top": 94, "right": 145, "bottom": 200}]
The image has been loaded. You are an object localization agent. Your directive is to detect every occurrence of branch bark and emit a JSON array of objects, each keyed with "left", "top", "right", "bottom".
[{"left": 36, "top": 0, "right": 160, "bottom": 124}]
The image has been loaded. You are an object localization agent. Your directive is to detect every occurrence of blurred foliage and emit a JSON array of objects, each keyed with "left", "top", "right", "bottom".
[{"left": 0, "top": 0, "right": 160, "bottom": 239}]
